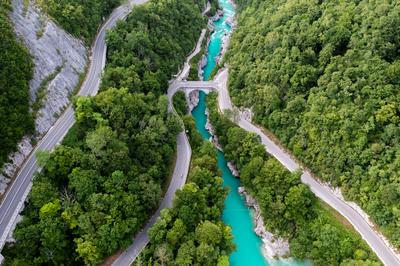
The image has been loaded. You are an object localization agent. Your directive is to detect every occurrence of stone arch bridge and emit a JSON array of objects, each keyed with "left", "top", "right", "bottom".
[{"left": 167, "top": 80, "right": 220, "bottom": 112}]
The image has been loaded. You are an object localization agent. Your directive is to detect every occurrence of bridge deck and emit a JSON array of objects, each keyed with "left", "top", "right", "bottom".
[{"left": 174, "top": 81, "right": 219, "bottom": 88}]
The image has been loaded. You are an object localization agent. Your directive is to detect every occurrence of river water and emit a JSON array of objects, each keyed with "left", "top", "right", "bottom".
[{"left": 191, "top": 1, "right": 307, "bottom": 265}]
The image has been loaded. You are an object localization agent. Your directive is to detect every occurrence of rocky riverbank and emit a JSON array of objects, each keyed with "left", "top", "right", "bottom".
[
  {"left": 198, "top": 54, "right": 208, "bottom": 80},
  {"left": 218, "top": 32, "right": 231, "bottom": 64},
  {"left": 204, "top": 108, "right": 224, "bottom": 151},
  {"left": 216, "top": 9, "right": 237, "bottom": 64},
  {"left": 210, "top": 9, "right": 224, "bottom": 22},
  {"left": 188, "top": 90, "right": 200, "bottom": 112},
  {"left": 227, "top": 162, "right": 239, "bottom": 177},
  {"left": 238, "top": 186, "right": 291, "bottom": 260}
]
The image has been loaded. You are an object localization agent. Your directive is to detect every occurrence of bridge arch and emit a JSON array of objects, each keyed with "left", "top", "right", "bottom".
[{"left": 167, "top": 81, "right": 220, "bottom": 112}]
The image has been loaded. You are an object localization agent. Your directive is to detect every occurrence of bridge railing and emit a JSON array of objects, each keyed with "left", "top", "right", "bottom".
[{"left": 173, "top": 81, "right": 219, "bottom": 89}]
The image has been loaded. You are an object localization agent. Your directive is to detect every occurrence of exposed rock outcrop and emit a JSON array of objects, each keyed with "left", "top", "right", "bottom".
[
  {"left": 0, "top": 0, "right": 88, "bottom": 196},
  {"left": 0, "top": 137, "right": 33, "bottom": 195},
  {"left": 210, "top": 9, "right": 224, "bottom": 22},
  {"left": 218, "top": 32, "right": 231, "bottom": 63},
  {"left": 10, "top": 0, "right": 88, "bottom": 134},
  {"left": 227, "top": 161, "right": 239, "bottom": 177},
  {"left": 198, "top": 54, "right": 208, "bottom": 80},
  {"left": 204, "top": 108, "right": 223, "bottom": 151},
  {"left": 238, "top": 186, "right": 290, "bottom": 260},
  {"left": 188, "top": 90, "right": 200, "bottom": 111}
]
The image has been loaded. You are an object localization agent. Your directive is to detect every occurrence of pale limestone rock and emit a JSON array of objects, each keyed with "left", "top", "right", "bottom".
[
  {"left": 227, "top": 161, "right": 239, "bottom": 177},
  {"left": 10, "top": 0, "right": 87, "bottom": 134},
  {"left": 188, "top": 90, "right": 199, "bottom": 112},
  {"left": 238, "top": 186, "right": 290, "bottom": 260},
  {"left": 1, "top": 0, "right": 88, "bottom": 196}
]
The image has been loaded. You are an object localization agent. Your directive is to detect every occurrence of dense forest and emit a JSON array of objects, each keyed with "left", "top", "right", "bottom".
[
  {"left": 227, "top": 0, "right": 400, "bottom": 247},
  {"left": 0, "top": 0, "right": 34, "bottom": 168},
  {"left": 37, "top": 0, "right": 120, "bottom": 42},
  {"left": 3, "top": 89, "right": 181, "bottom": 265},
  {"left": 102, "top": 0, "right": 205, "bottom": 95},
  {"left": 207, "top": 93, "right": 380, "bottom": 265},
  {"left": 4, "top": 0, "right": 207, "bottom": 264},
  {"left": 173, "top": 91, "right": 188, "bottom": 117},
  {"left": 136, "top": 120, "right": 234, "bottom": 266}
]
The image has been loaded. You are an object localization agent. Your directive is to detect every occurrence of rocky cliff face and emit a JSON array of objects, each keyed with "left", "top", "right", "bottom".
[
  {"left": 0, "top": 0, "right": 88, "bottom": 195},
  {"left": 10, "top": 0, "right": 88, "bottom": 134}
]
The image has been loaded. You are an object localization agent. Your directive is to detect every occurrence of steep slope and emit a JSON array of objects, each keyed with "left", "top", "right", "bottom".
[
  {"left": 0, "top": 0, "right": 87, "bottom": 195},
  {"left": 36, "top": 0, "right": 121, "bottom": 42},
  {"left": 226, "top": 0, "right": 400, "bottom": 248},
  {"left": 3, "top": 0, "right": 207, "bottom": 264},
  {"left": 0, "top": 0, "right": 33, "bottom": 179},
  {"left": 10, "top": 0, "right": 87, "bottom": 135}
]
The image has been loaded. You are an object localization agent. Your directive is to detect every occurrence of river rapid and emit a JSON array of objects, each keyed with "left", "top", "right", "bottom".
[{"left": 191, "top": 1, "right": 308, "bottom": 265}]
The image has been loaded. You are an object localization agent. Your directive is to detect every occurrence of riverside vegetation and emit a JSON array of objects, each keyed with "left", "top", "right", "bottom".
[
  {"left": 0, "top": 0, "right": 34, "bottom": 169},
  {"left": 136, "top": 118, "right": 235, "bottom": 266},
  {"left": 226, "top": 0, "right": 400, "bottom": 248},
  {"left": 207, "top": 93, "right": 380, "bottom": 266},
  {"left": 3, "top": 0, "right": 207, "bottom": 264},
  {"left": 102, "top": 0, "right": 205, "bottom": 95}
]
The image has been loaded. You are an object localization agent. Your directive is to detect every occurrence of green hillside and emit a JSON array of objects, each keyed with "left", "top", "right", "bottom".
[
  {"left": 0, "top": 0, "right": 34, "bottom": 169},
  {"left": 227, "top": 0, "right": 400, "bottom": 247}
]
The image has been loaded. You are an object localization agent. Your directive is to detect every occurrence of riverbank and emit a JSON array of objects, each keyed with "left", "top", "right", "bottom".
[
  {"left": 189, "top": 0, "right": 297, "bottom": 264},
  {"left": 203, "top": 91, "right": 306, "bottom": 265},
  {"left": 239, "top": 107, "right": 400, "bottom": 263},
  {"left": 206, "top": 90, "right": 381, "bottom": 265},
  {"left": 203, "top": 103, "right": 292, "bottom": 261},
  {"left": 224, "top": 0, "right": 400, "bottom": 263},
  {"left": 238, "top": 187, "right": 290, "bottom": 260}
]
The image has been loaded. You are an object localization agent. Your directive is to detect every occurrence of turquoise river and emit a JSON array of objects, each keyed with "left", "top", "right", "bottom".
[{"left": 191, "top": 1, "right": 307, "bottom": 265}]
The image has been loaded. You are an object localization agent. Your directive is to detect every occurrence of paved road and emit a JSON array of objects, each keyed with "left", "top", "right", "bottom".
[
  {"left": 174, "top": 29, "right": 207, "bottom": 82},
  {"left": 2, "top": 0, "right": 396, "bottom": 264},
  {"left": 112, "top": 132, "right": 191, "bottom": 266},
  {"left": 167, "top": 80, "right": 217, "bottom": 112},
  {"left": 112, "top": 26, "right": 209, "bottom": 266},
  {"left": 0, "top": 0, "right": 149, "bottom": 252},
  {"left": 214, "top": 68, "right": 400, "bottom": 266},
  {"left": 167, "top": 68, "right": 400, "bottom": 266}
]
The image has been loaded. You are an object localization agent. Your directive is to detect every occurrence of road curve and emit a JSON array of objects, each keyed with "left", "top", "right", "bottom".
[
  {"left": 112, "top": 27, "right": 210, "bottom": 266},
  {"left": 0, "top": 0, "right": 150, "bottom": 252},
  {"left": 112, "top": 132, "right": 191, "bottom": 266},
  {"left": 165, "top": 69, "right": 400, "bottom": 266},
  {"left": 174, "top": 29, "right": 207, "bottom": 82},
  {"left": 214, "top": 68, "right": 400, "bottom": 266}
]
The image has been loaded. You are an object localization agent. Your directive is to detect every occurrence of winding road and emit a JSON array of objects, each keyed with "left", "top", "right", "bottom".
[
  {"left": 111, "top": 132, "right": 191, "bottom": 266},
  {"left": 1, "top": 0, "right": 399, "bottom": 264},
  {"left": 0, "top": 0, "right": 206, "bottom": 262},
  {"left": 167, "top": 68, "right": 400, "bottom": 266},
  {"left": 214, "top": 69, "right": 400, "bottom": 266},
  {"left": 0, "top": 0, "right": 149, "bottom": 255},
  {"left": 174, "top": 29, "right": 207, "bottom": 82},
  {"left": 111, "top": 27, "right": 210, "bottom": 266}
]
